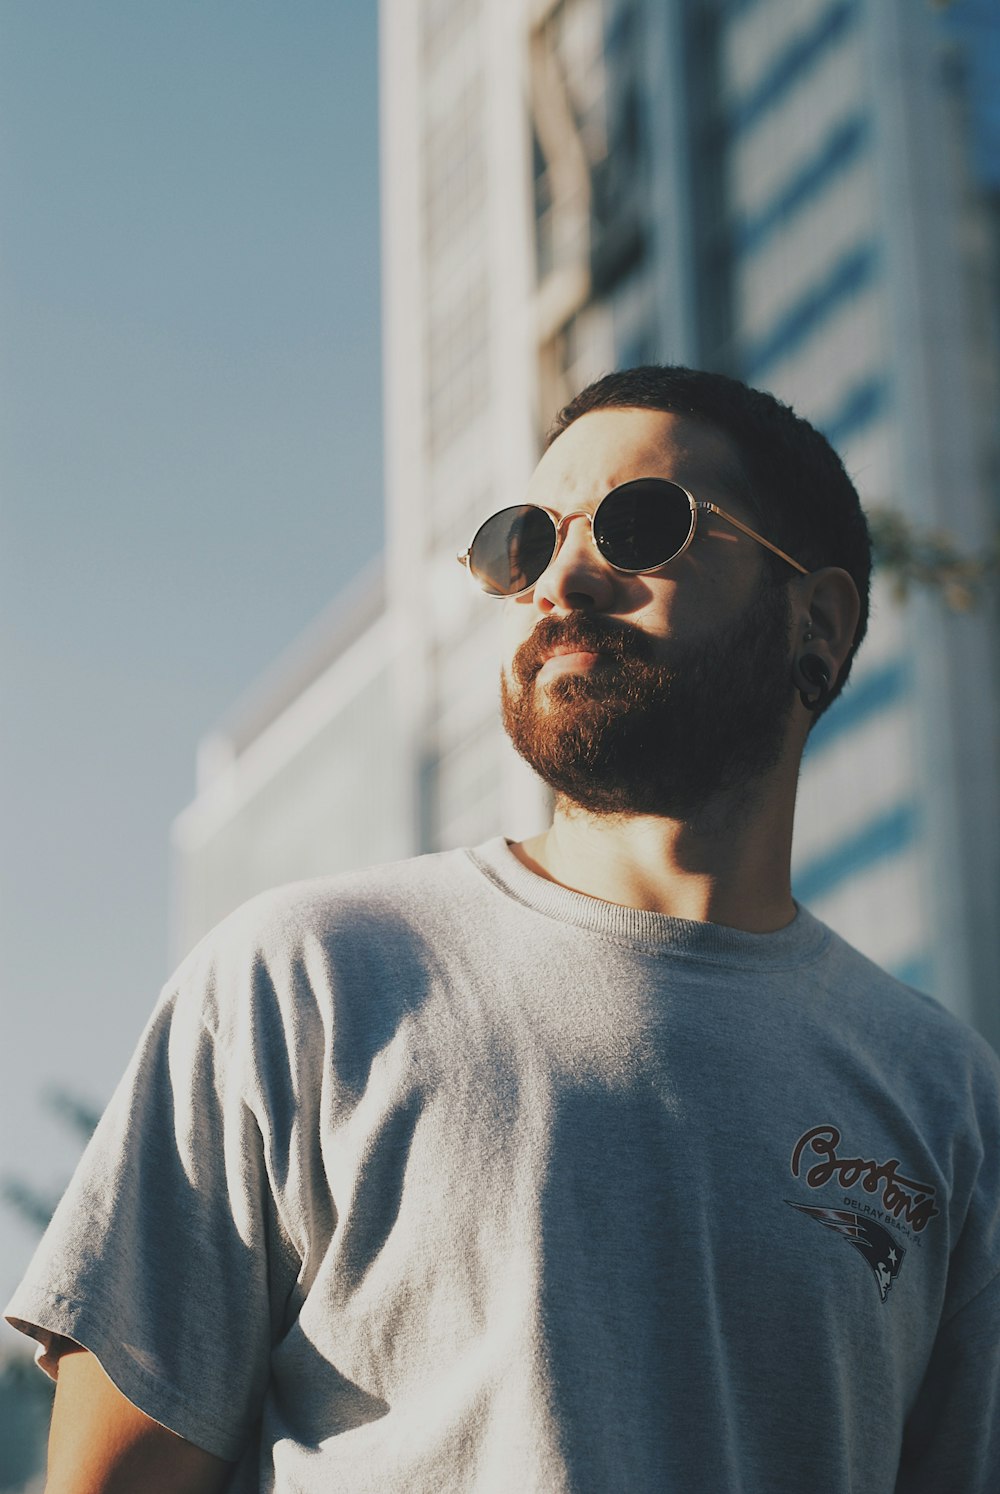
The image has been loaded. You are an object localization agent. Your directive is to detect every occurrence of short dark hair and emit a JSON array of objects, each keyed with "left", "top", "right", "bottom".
[{"left": 547, "top": 364, "right": 872, "bottom": 713}]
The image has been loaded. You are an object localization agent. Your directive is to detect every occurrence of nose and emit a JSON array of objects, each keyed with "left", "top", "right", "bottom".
[{"left": 531, "top": 511, "right": 616, "bottom": 614}]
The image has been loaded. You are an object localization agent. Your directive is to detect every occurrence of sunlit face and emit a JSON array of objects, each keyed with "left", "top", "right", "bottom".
[
  {"left": 500, "top": 407, "right": 777, "bottom": 667},
  {"left": 498, "top": 407, "right": 797, "bottom": 817}
]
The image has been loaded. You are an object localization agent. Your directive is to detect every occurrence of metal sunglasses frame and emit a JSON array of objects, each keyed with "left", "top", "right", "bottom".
[{"left": 456, "top": 478, "right": 809, "bottom": 598}]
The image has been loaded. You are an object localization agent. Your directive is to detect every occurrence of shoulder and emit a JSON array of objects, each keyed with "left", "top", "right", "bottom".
[
  {"left": 164, "top": 846, "right": 490, "bottom": 1040},
  {"left": 181, "top": 846, "right": 475, "bottom": 957},
  {"left": 813, "top": 917, "right": 1000, "bottom": 1106}
]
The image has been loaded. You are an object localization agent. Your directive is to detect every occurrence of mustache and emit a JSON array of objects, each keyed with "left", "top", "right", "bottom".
[{"left": 511, "top": 614, "right": 652, "bottom": 687}]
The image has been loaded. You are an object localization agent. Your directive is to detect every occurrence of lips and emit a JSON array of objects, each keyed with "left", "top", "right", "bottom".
[
  {"left": 513, "top": 617, "right": 650, "bottom": 688},
  {"left": 537, "top": 648, "right": 605, "bottom": 677},
  {"left": 542, "top": 645, "right": 604, "bottom": 662}
]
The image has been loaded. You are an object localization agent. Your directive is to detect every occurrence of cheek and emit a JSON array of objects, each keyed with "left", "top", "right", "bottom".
[
  {"left": 628, "top": 589, "right": 728, "bottom": 666},
  {"left": 625, "top": 587, "right": 682, "bottom": 646}
]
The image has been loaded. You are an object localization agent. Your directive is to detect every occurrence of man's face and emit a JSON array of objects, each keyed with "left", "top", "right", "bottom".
[{"left": 499, "top": 407, "right": 797, "bottom": 818}]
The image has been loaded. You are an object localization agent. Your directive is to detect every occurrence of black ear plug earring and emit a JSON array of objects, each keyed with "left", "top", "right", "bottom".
[{"left": 798, "top": 654, "right": 831, "bottom": 712}]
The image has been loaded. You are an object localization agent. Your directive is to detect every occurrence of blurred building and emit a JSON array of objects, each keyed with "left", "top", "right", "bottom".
[
  {"left": 171, "top": 560, "right": 412, "bottom": 955},
  {"left": 0, "top": 1347, "right": 51, "bottom": 1493},
  {"left": 174, "top": 0, "right": 999, "bottom": 1045}
]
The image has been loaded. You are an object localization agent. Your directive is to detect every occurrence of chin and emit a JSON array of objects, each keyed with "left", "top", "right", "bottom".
[
  {"left": 502, "top": 578, "right": 796, "bottom": 817},
  {"left": 501, "top": 664, "right": 793, "bottom": 821}
]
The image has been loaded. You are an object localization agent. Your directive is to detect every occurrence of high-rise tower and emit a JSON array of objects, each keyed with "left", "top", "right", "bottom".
[{"left": 380, "top": 0, "right": 1000, "bottom": 1040}]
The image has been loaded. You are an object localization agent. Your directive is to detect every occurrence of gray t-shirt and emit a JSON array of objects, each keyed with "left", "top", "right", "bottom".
[{"left": 7, "top": 838, "right": 1000, "bottom": 1492}]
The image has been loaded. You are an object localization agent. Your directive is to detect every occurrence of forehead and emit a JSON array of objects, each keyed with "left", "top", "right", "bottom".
[{"left": 527, "top": 406, "right": 745, "bottom": 509}]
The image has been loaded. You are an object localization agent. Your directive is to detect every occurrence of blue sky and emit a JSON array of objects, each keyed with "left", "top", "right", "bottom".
[{"left": 0, "top": 3, "right": 383, "bottom": 1315}]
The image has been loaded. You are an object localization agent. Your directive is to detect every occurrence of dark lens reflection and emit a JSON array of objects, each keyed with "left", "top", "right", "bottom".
[
  {"left": 593, "top": 480, "right": 693, "bottom": 571},
  {"left": 469, "top": 506, "right": 557, "bottom": 596}
]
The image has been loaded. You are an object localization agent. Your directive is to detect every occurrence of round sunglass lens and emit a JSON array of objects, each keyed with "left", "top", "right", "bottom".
[
  {"left": 593, "top": 480, "right": 693, "bottom": 571},
  {"left": 468, "top": 505, "right": 557, "bottom": 596}
]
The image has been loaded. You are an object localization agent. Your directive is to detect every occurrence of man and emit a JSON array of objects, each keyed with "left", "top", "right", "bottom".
[{"left": 8, "top": 366, "right": 1000, "bottom": 1492}]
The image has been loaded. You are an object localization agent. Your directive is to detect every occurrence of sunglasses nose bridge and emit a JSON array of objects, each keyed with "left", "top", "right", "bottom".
[
  {"left": 549, "top": 508, "right": 596, "bottom": 563},
  {"left": 553, "top": 508, "right": 594, "bottom": 536}
]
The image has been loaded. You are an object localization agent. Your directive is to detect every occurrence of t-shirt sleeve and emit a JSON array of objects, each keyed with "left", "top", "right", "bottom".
[
  {"left": 894, "top": 1269, "right": 1000, "bottom": 1493},
  {"left": 3, "top": 969, "right": 295, "bottom": 1463},
  {"left": 895, "top": 1032, "right": 1000, "bottom": 1494}
]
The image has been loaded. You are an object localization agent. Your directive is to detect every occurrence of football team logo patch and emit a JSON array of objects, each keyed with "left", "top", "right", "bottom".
[
  {"left": 785, "top": 1202, "right": 905, "bottom": 1301},
  {"left": 787, "top": 1123, "right": 940, "bottom": 1302}
]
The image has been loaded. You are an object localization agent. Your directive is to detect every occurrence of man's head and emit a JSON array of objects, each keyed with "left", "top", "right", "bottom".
[
  {"left": 545, "top": 365, "right": 872, "bottom": 684},
  {"left": 495, "top": 366, "right": 866, "bottom": 820}
]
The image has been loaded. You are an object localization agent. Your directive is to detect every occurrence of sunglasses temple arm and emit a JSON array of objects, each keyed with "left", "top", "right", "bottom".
[{"left": 704, "top": 504, "right": 809, "bottom": 575}]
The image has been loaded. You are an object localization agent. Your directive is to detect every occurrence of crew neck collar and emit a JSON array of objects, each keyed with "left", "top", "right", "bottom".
[{"left": 465, "top": 836, "right": 828, "bottom": 968}]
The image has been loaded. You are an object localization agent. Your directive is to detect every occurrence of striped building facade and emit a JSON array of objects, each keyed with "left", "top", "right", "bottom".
[{"left": 380, "top": 0, "right": 1000, "bottom": 1038}]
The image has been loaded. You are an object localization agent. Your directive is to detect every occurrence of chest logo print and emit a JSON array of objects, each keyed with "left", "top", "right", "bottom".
[
  {"left": 787, "top": 1203, "right": 904, "bottom": 1301},
  {"left": 786, "top": 1124, "right": 940, "bottom": 1302}
]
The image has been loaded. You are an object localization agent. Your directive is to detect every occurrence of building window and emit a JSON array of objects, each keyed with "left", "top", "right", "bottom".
[
  {"left": 425, "top": 271, "right": 492, "bottom": 460},
  {"left": 421, "top": 0, "right": 482, "bottom": 73},
  {"left": 422, "top": 78, "right": 488, "bottom": 263}
]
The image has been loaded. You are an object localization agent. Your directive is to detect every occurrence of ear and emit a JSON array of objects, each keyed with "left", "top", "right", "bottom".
[{"left": 790, "top": 567, "right": 861, "bottom": 696}]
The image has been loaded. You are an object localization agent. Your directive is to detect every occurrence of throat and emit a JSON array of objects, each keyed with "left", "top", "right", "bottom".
[{"left": 512, "top": 806, "right": 797, "bottom": 932}]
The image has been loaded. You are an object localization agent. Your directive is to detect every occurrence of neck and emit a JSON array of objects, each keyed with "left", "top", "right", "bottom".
[{"left": 512, "top": 770, "right": 799, "bottom": 933}]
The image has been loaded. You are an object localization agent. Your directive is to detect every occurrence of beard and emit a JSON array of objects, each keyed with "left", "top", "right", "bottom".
[{"left": 500, "top": 583, "right": 795, "bottom": 820}]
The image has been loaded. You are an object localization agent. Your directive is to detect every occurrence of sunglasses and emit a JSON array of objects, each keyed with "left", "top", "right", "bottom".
[{"left": 457, "top": 478, "right": 808, "bottom": 598}]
